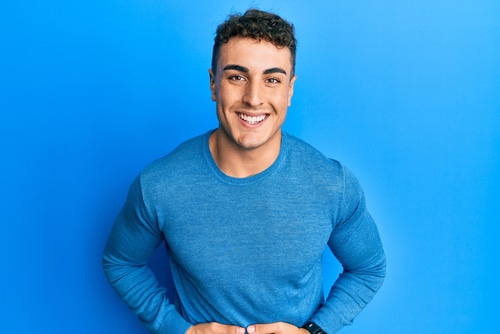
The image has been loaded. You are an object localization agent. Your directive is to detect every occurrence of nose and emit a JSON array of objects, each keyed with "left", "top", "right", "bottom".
[{"left": 242, "top": 80, "right": 264, "bottom": 107}]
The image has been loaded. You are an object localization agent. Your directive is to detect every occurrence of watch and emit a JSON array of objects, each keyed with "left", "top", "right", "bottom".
[{"left": 302, "top": 322, "right": 327, "bottom": 334}]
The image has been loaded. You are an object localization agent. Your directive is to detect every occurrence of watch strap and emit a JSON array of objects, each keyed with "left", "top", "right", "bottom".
[{"left": 302, "top": 322, "right": 326, "bottom": 334}]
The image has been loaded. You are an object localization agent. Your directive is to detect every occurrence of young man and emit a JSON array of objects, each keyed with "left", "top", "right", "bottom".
[{"left": 103, "top": 9, "right": 386, "bottom": 334}]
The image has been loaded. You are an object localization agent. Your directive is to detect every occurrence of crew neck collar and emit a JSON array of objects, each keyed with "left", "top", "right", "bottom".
[{"left": 202, "top": 129, "right": 287, "bottom": 186}]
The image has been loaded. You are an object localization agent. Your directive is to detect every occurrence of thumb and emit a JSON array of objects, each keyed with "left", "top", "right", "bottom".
[
  {"left": 247, "top": 323, "right": 278, "bottom": 334},
  {"left": 227, "top": 325, "right": 245, "bottom": 334}
]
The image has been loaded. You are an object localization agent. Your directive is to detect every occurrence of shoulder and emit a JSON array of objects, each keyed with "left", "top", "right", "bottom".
[
  {"left": 138, "top": 131, "right": 210, "bottom": 189},
  {"left": 283, "top": 132, "right": 364, "bottom": 193},
  {"left": 283, "top": 132, "right": 344, "bottom": 175}
]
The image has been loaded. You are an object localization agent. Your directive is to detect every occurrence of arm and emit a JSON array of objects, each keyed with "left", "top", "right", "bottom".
[
  {"left": 235, "top": 167, "right": 386, "bottom": 334},
  {"left": 310, "top": 167, "right": 386, "bottom": 333},
  {"left": 102, "top": 176, "right": 246, "bottom": 334},
  {"left": 102, "top": 176, "right": 192, "bottom": 334}
]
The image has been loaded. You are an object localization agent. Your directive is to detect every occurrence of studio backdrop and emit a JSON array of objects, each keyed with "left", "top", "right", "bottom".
[{"left": 1, "top": 1, "right": 499, "bottom": 333}]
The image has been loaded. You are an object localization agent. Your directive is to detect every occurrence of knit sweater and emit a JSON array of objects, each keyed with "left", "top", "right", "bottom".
[{"left": 102, "top": 130, "right": 386, "bottom": 334}]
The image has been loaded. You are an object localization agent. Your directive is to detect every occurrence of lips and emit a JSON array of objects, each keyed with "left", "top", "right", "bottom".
[{"left": 238, "top": 113, "right": 267, "bottom": 125}]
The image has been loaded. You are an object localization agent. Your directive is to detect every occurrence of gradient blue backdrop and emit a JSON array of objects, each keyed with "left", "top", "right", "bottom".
[{"left": 1, "top": 1, "right": 499, "bottom": 333}]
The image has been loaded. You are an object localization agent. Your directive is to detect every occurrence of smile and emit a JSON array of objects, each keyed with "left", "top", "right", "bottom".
[{"left": 238, "top": 113, "right": 267, "bottom": 125}]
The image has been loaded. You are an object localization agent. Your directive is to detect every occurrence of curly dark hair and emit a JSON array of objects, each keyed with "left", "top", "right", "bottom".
[{"left": 212, "top": 9, "right": 297, "bottom": 76}]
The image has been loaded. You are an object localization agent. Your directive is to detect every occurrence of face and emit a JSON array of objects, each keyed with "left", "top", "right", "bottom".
[{"left": 209, "top": 37, "right": 296, "bottom": 152}]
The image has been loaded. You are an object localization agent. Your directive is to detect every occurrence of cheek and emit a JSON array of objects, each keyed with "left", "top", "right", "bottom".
[
  {"left": 275, "top": 90, "right": 292, "bottom": 110},
  {"left": 218, "top": 85, "right": 243, "bottom": 105}
]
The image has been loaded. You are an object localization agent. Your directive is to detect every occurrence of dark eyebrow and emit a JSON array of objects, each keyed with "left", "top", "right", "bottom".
[
  {"left": 263, "top": 67, "right": 287, "bottom": 76},
  {"left": 223, "top": 64, "right": 249, "bottom": 73},
  {"left": 223, "top": 64, "right": 287, "bottom": 76}
]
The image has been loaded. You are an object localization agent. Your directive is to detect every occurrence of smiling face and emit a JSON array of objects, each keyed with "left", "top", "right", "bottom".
[{"left": 209, "top": 36, "right": 296, "bottom": 154}]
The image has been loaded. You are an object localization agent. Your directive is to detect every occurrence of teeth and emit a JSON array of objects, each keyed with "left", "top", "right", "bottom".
[{"left": 239, "top": 114, "right": 266, "bottom": 125}]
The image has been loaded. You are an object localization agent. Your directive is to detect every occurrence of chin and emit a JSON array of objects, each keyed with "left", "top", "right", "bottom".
[{"left": 237, "top": 135, "right": 275, "bottom": 151}]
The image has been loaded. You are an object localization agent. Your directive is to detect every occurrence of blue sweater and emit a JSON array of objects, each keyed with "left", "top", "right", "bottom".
[{"left": 103, "top": 131, "right": 386, "bottom": 334}]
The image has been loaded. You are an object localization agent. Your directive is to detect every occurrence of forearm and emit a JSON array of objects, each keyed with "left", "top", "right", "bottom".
[
  {"left": 102, "top": 176, "right": 192, "bottom": 334},
  {"left": 314, "top": 220, "right": 386, "bottom": 333},
  {"left": 102, "top": 242, "right": 192, "bottom": 334},
  {"left": 310, "top": 255, "right": 386, "bottom": 333},
  {"left": 309, "top": 166, "right": 386, "bottom": 333}
]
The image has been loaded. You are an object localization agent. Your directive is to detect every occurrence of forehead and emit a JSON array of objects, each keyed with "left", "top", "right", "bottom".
[{"left": 217, "top": 37, "right": 292, "bottom": 73}]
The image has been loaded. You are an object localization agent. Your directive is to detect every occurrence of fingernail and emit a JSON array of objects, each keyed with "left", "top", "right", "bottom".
[
  {"left": 237, "top": 328, "right": 245, "bottom": 334},
  {"left": 247, "top": 325, "right": 255, "bottom": 334}
]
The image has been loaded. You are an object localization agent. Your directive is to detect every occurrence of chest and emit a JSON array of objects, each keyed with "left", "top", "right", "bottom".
[{"left": 159, "top": 187, "right": 334, "bottom": 282}]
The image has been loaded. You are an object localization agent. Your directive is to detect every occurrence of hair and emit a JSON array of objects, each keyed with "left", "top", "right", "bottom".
[{"left": 211, "top": 9, "right": 297, "bottom": 76}]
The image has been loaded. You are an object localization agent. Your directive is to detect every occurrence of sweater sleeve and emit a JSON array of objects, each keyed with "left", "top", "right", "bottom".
[
  {"left": 310, "top": 166, "right": 386, "bottom": 333},
  {"left": 102, "top": 176, "right": 192, "bottom": 334}
]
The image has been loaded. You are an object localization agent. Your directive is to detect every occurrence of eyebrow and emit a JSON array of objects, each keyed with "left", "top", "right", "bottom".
[
  {"left": 223, "top": 64, "right": 249, "bottom": 73},
  {"left": 223, "top": 64, "right": 287, "bottom": 76},
  {"left": 263, "top": 67, "right": 287, "bottom": 76}
]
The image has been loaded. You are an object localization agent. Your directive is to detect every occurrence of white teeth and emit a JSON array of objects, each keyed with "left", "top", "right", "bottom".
[{"left": 239, "top": 113, "right": 266, "bottom": 125}]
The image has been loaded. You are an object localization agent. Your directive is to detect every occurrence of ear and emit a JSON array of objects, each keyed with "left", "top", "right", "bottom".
[
  {"left": 288, "top": 75, "right": 297, "bottom": 106},
  {"left": 208, "top": 69, "right": 217, "bottom": 101}
]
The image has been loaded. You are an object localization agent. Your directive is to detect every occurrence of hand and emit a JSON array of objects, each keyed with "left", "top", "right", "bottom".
[
  {"left": 247, "top": 322, "right": 310, "bottom": 334},
  {"left": 187, "top": 322, "right": 245, "bottom": 334}
]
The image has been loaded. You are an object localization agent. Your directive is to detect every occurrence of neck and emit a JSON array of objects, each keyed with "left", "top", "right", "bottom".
[{"left": 209, "top": 129, "right": 282, "bottom": 178}]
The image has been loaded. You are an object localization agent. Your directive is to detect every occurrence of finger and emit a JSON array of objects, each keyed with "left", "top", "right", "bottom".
[
  {"left": 190, "top": 322, "right": 245, "bottom": 334},
  {"left": 216, "top": 323, "right": 245, "bottom": 334},
  {"left": 247, "top": 322, "right": 283, "bottom": 334},
  {"left": 228, "top": 325, "right": 246, "bottom": 334}
]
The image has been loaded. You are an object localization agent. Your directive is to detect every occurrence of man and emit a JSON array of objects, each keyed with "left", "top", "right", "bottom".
[{"left": 103, "top": 9, "right": 386, "bottom": 334}]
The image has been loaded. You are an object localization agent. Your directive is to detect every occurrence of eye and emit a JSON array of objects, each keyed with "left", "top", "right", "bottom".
[
  {"left": 266, "top": 77, "right": 281, "bottom": 84},
  {"left": 229, "top": 75, "right": 246, "bottom": 81}
]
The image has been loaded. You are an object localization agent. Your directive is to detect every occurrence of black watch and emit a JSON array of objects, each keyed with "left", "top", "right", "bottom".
[{"left": 302, "top": 322, "right": 327, "bottom": 334}]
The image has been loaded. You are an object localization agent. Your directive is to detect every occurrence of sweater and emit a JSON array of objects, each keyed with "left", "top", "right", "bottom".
[{"left": 102, "top": 130, "right": 386, "bottom": 334}]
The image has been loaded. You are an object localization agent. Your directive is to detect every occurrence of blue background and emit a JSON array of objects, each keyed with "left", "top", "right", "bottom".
[{"left": 1, "top": 1, "right": 499, "bottom": 333}]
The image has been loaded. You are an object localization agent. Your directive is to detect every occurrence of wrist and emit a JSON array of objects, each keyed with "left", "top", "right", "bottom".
[
  {"left": 298, "top": 328, "right": 310, "bottom": 334},
  {"left": 302, "top": 322, "right": 327, "bottom": 334}
]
